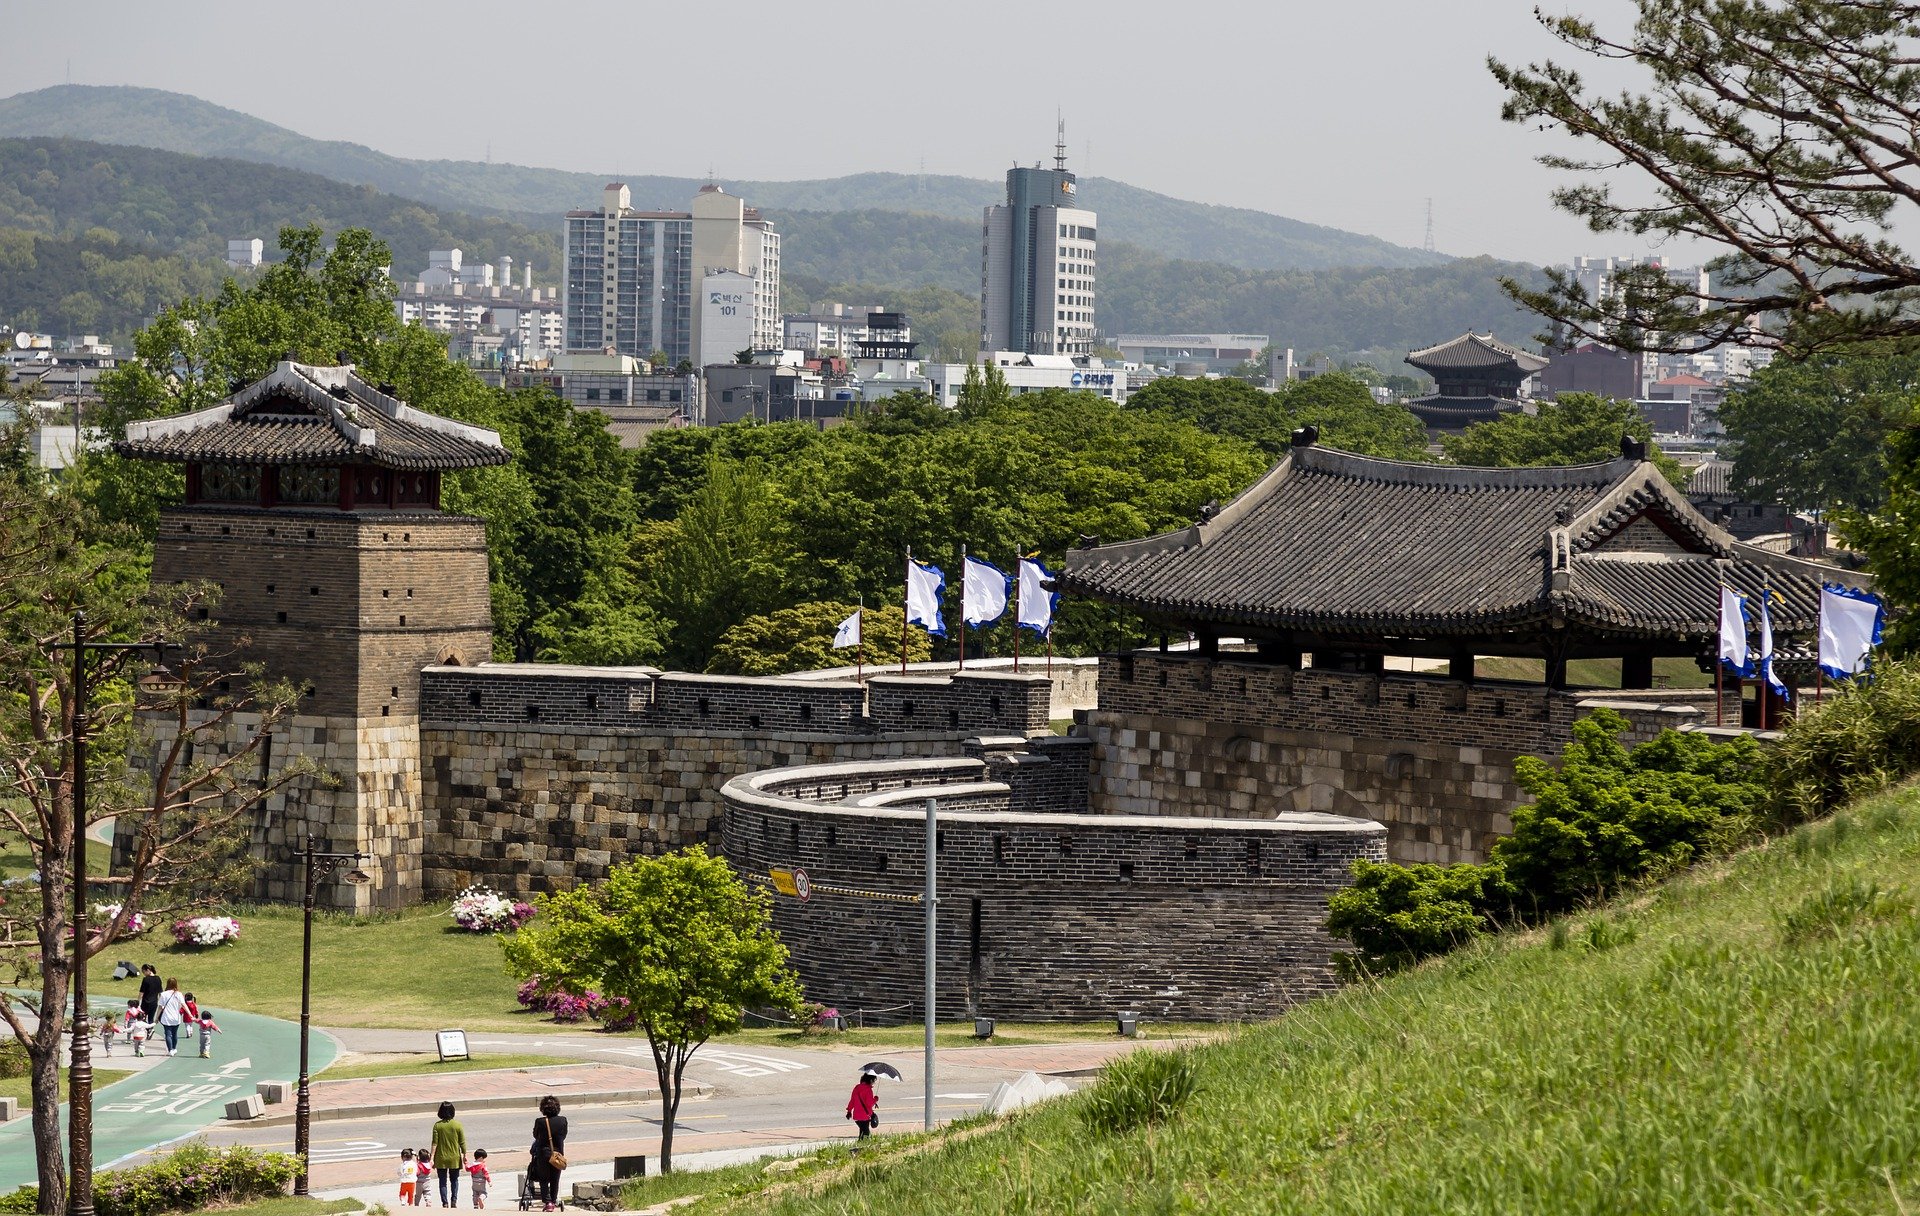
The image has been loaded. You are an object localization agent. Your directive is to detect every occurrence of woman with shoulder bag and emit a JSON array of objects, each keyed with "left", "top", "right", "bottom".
[{"left": 528, "top": 1094, "right": 568, "bottom": 1212}]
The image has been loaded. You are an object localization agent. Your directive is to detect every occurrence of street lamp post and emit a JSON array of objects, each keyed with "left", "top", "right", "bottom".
[
  {"left": 293, "top": 833, "right": 369, "bottom": 1197},
  {"left": 54, "top": 610, "right": 177, "bottom": 1216}
]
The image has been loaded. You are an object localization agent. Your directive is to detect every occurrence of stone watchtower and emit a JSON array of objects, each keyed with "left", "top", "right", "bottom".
[{"left": 119, "top": 360, "right": 510, "bottom": 907}]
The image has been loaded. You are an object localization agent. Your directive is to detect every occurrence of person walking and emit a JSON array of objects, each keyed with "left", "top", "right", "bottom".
[
  {"left": 466, "top": 1150, "right": 490, "bottom": 1209},
  {"left": 431, "top": 1101, "right": 468, "bottom": 1208},
  {"left": 196, "top": 1006, "right": 221, "bottom": 1058},
  {"left": 153, "top": 978, "right": 189, "bottom": 1056},
  {"left": 123, "top": 1002, "right": 148, "bottom": 1057},
  {"left": 137, "top": 964, "right": 162, "bottom": 1026},
  {"left": 527, "top": 1095, "right": 568, "bottom": 1212},
  {"left": 846, "top": 1073, "right": 879, "bottom": 1140}
]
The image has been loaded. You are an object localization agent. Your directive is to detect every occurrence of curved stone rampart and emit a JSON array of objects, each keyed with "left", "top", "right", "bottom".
[{"left": 721, "top": 757, "right": 1386, "bottom": 1022}]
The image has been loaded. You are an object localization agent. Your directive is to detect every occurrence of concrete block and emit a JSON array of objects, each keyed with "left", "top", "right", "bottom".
[
  {"left": 0, "top": 1096, "right": 17, "bottom": 1122},
  {"left": 256, "top": 1081, "right": 290, "bottom": 1105},
  {"left": 224, "top": 1094, "right": 264, "bottom": 1120}
]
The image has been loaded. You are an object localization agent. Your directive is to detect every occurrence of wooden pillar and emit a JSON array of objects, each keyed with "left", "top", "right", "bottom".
[
  {"left": 1449, "top": 653, "right": 1476, "bottom": 682},
  {"left": 1621, "top": 652, "right": 1654, "bottom": 690},
  {"left": 1545, "top": 653, "right": 1568, "bottom": 689},
  {"left": 1197, "top": 632, "right": 1220, "bottom": 658}
]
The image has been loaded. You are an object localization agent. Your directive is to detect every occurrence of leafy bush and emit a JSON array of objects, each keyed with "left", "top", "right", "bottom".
[
  {"left": 1493, "top": 711, "right": 1765, "bottom": 915},
  {"left": 1325, "top": 859, "right": 1509, "bottom": 977},
  {"left": 450, "top": 885, "right": 535, "bottom": 933},
  {"left": 170, "top": 915, "right": 240, "bottom": 947},
  {"left": 1765, "top": 656, "right": 1920, "bottom": 826},
  {"left": 0, "top": 1039, "right": 27, "bottom": 1080},
  {"left": 82, "top": 1139, "right": 299, "bottom": 1216},
  {"left": 1079, "top": 1048, "right": 1199, "bottom": 1136},
  {"left": 1327, "top": 711, "right": 1764, "bottom": 974},
  {"left": 0, "top": 1187, "right": 35, "bottom": 1213}
]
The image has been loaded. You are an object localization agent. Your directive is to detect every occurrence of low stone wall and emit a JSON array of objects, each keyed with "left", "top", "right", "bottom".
[
  {"left": 721, "top": 756, "right": 1386, "bottom": 1022},
  {"left": 1088, "top": 654, "right": 1709, "bottom": 864}
]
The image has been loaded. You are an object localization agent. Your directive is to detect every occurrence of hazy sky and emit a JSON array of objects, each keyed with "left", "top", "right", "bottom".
[{"left": 6, "top": 0, "right": 1673, "bottom": 266}]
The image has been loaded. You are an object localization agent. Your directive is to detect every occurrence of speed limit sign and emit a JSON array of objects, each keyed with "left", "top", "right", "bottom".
[{"left": 792, "top": 868, "right": 811, "bottom": 902}]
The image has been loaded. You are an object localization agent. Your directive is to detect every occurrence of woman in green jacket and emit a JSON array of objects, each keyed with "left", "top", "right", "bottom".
[{"left": 431, "top": 1101, "right": 468, "bottom": 1206}]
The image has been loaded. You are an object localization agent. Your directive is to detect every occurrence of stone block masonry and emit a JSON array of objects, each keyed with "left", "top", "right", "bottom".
[
  {"left": 416, "top": 663, "right": 1054, "bottom": 896},
  {"left": 1090, "top": 653, "right": 1706, "bottom": 865},
  {"left": 722, "top": 757, "right": 1387, "bottom": 1021}
]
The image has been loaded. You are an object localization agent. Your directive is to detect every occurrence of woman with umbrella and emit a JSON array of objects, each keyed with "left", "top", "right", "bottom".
[{"left": 845, "top": 1063, "right": 900, "bottom": 1140}]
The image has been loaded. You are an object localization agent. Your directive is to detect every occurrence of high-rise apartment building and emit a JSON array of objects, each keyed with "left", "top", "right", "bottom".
[
  {"left": 563, "top": 183, "right": 779, "bottom": 368},
  {"left": 980, "top": 126, "right": 1098, "bottom": 357}
]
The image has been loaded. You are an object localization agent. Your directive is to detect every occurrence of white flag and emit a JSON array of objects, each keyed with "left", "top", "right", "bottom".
[
  {"left": 1718, "top": 586, "right": 1752, "bottom": 677},
  {"left": 1818, "top": 584, "right": 1884, "bottom": 679},
  {"left": 1758, "top": 588, "right": 1788, "bottom": 699},
  {"left": 962, "top": 556, "right": 1010, "bottom": 628},
  {"left": 1018, "top": 557, "right": 1056, "bottom": 636},
  {"left": 905, "top": 559, "right": 946, "bottom": 637},
  {"left": 832, "top": 608, "right": 861, "bottom": 650}
]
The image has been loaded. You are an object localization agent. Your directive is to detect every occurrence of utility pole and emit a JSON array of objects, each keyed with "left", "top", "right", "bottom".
[{"left": 1424, "top": 198, "right": 1436, "bottom": 253}]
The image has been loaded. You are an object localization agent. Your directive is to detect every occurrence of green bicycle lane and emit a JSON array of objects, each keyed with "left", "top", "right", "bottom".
[{"left": 0, "top": 1004, "right": 331, "bottom": 1189}]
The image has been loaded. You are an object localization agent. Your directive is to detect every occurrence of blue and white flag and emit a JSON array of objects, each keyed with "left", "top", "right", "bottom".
[
  {"left": 1018, "top": 557, "right": 1057, "bottom": 637},
  {"left": 962, "top": 556, "right": 1010, "bottom": 628},
  {"left": 1719, "top": 586, "right": 1753, "bottom": 678},
  {"left": 1758, "top": 588, "right": 1789, "bottom": 701},
  {"left": 832, "top": 608, "right": 861, "bottom": 650},
  {"left": 1818, "top": 583, "right": 1884, "bottom": 680},
  {"left": 905, "top": 559, "right": 946, "bottom": 637}
]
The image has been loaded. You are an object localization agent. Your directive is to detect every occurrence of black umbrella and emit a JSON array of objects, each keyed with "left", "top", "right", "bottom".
[{"left": 858, "top": 1062, "right": 904, "bottom": 1081}]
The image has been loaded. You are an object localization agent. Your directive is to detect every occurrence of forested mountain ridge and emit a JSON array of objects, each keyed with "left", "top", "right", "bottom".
[
  {"left": 0, "top": 136, "right": 1546, "bottom": 358},
  {"left": 0, "top": 84, "right": 1452, "bottom": 272}
]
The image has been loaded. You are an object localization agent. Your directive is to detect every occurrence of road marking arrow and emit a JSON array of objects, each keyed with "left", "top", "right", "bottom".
[{"left": 213, "top": 1057, "right": 251, "bottom": 1075}]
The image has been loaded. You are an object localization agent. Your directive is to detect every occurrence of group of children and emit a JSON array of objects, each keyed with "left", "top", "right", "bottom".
[
  {"left": 399, "top": 1148, "right": 491, "bottom": 1209},
  {"left": 100, "top": 995, "right": 219, "bottom": 1058}
]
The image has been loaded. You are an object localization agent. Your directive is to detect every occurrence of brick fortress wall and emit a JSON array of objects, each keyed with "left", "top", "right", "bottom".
[
  {"left": 721, "top": 755, "right": 1387, "bottom": 1022},
  {"left": 416, "top": 665, "right": 1057, "bottom": 895},
  {"left": 1089, "top": 653, "right": 1705, "bottom": 864}
]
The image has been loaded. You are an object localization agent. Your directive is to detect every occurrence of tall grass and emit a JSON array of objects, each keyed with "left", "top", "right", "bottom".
[{"left": 705, "top": 783, "right": 1920, "bottom": 1215}]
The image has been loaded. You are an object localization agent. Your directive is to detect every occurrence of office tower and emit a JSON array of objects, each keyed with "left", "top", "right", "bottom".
[{"left": 979, "top": 124, "right": 1098, "bottom": 356}]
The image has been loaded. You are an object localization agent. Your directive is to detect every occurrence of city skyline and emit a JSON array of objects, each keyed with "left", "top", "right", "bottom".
[{"left": 3, "top": 0, "right": 1670, "bottom": 266}]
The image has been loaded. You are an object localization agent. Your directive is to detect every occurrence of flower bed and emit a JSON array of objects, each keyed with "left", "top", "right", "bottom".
[
  {"left": 169, "top": 916, "right": 240, "bottom": 948},
  {"left": 516, "top": 975, "right": 637, "bottom": 1030},
  {"left": 97, "top": 903, "right": 146, "bottom": 936},
  {"left": 451, "top": 885, "right": 536, "bottom": 934}
]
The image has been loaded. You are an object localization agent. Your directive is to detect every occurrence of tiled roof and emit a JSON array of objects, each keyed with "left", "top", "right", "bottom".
[
  {"left": 116, "top": 361, "right": 510, "bottom": 471},
  {"left": 1688, "top": 459, "right": 1733, "bottom": 497},
  {"left": 1405, "top": 394, "right": 1526, "bottom": 429},
  {"left": 1060, "top": 444, "right": 1849, "bottom": 644},
  {"left": 1406, "top": 332, "right": 1551, "bottom": 374}
]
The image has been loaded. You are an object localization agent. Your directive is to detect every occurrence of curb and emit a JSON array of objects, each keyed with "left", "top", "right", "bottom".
[{"left": 237, "top": 1084, "right": 708, "bottom": 1127}]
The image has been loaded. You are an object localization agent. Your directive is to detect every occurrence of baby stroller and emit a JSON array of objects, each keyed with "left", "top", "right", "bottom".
[{"left": 515, "top": 1173, "right": 563, "bottom": 1212}]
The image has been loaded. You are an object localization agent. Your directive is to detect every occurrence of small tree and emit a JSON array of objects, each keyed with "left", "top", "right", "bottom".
[
  {"left": 706, "top": 601, "right": 930, "bottom": 675},
  {"left": 502, "top": 848, "right": 805, "bottom": 1174},
  {"left": 0, "top": 466, "right": 308, "bottom": 1213}
]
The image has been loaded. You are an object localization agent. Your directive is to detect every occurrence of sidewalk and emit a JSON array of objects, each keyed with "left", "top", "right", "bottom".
[{"left": 244, "top": 1062, "right": 681, "bottom": 1127}]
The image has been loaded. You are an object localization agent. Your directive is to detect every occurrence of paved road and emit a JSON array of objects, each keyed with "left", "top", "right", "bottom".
[{"left": 0, "top": 1005, "right": 334, "bottom": 1189}]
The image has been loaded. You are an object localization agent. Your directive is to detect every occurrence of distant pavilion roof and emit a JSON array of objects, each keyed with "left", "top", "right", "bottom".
[
  {"left": 117, "top": 361, "right": 510, "bottom": 471},
  {"left": 1061, "top": 443, "right": 1856, "bottom": 657},
  {"left": 1406, "top": 332, "right": 1550, "bottom": 375},
  {"left": 1402, "top": 394, "right": 1525, "bottom": 429}
]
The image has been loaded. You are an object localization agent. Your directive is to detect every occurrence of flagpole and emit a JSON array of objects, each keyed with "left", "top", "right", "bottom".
[
  {"left": 902, "top": 547, "right": 911, "bottom": 676},
  {"left": 856, "top": 594, "right": 864, "bottom": 685},
  {"left": 1715, "top": 661, "right": 1723, "bottom": 727},
  {"left": 958, "top": 543, "right": 968, "bottom": 672},
  {"left": 1013, "top": 549, "right": 1022, "bottom": 674}
]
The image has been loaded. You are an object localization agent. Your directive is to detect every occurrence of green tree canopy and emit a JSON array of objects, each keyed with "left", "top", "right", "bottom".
[
  {"left": 501, "top": 849, "right": 804, "bottom": 1175},
  {"left": 706, "top": 601, "right": 931, "bottom": 675},
  {"left": 1441, "top": 393, "right": 1684, "bottom": 484},
  {"left": 1719, "top": 351, "right": 1920, "bottom": 513},
  {"left": 1125, "top": 373, "right": 1428, "bottom": 461}
]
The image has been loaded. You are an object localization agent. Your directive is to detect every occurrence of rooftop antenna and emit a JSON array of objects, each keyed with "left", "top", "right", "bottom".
[
  {"left": 1424, "top": 198, "right": 1436, "bottom": 253},
  {"left": 1054, "top": 111, "right": 1068, "bottom": 172}
]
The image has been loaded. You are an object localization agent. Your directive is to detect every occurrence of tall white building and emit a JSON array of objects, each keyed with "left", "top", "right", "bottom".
[
  {"left": 980, "top": 126, "right": 1098, "bottom": 357},
  {"left": 563, "top": 183, "right": 779, "bottom": 368}
]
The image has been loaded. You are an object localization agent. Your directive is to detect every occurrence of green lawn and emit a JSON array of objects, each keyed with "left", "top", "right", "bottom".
[
  {"left": 0, "top": 832, "right": 111, "bottom": 881},
  {"left": 0, "top": 1067, "right": 134, "bottom": 1107},
  {"left": 620, "top": 1147, "right": 862, "bottom": 1211},
  {"left": 317, "top": 1051, "right": 560, "bottom": 1081},
  {"left": 671, "top": 782, "right": 1920, "bottom": 1214},
  {"left": 86, "top": 903, "right": 533, "bottom": 1031}
]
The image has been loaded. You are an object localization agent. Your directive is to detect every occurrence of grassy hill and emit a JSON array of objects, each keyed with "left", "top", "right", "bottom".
[
  {"left": 675, "top": 782, "right": 1920, "bottom": 1213},
  {"left": 0, "top": 85, "right": 1452, "bottom": 273}
]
